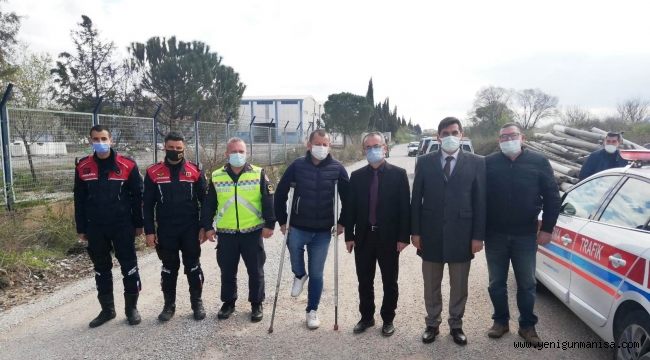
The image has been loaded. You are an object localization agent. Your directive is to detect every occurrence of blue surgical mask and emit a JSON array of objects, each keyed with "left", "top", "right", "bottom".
[
  {"left": 229, "top": 153, "right": 246, "bottom": 167},
  {"left": 366, "top": 147, "right": 385, "bottom": 164},
  {"left": 92, "top": 142, "right": 110, "bottom": 154}
]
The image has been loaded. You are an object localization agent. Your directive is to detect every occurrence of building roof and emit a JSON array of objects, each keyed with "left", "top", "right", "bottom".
[{"left": 241, "top": 95, "right": 320, "bottom": 102}]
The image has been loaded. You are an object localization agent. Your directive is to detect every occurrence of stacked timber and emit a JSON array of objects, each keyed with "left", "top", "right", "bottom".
[{"left": 529, "top": 125, "right": 644, "bottom": 193}]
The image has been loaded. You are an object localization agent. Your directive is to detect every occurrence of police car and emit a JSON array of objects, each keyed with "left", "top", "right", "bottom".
[{"left": 536, "top": 150, "right": 650, "bottom": 359}]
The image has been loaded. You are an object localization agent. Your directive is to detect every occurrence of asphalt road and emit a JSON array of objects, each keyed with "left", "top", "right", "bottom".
[{"left": 0, "top": 144, "right": 611, "bottom": 360}]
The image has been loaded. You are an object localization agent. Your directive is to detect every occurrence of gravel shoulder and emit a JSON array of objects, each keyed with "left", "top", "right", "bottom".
[{"left": 0, "top": 145, "right": 611, "bottom": 360}]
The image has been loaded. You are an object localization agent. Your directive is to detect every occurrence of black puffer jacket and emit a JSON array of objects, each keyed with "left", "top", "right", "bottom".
[{"left": 274, "top": 152, "right": 349, "bottom": 231}]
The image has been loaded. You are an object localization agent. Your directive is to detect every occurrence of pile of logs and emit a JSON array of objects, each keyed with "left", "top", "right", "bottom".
[{"left": 529, "top": 125, "right": 645, "bottom": 192}]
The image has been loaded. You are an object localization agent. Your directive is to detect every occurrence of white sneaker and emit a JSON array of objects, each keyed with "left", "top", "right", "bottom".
[
  {"left": 291, "top": 275, "right": 308, "bottom": 297},
  {"left": 306, "top": 310, "right": 320, "bottom": 329}
]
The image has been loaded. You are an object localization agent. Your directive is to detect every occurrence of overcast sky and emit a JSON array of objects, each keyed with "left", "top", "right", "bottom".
[{"left": 6, "top": 0, "right": 650, "bottom": 129}]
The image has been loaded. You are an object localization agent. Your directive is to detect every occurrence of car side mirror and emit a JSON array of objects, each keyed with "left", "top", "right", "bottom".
[{"left": 561, "top": 202, "right": 576, "bottom": 216}]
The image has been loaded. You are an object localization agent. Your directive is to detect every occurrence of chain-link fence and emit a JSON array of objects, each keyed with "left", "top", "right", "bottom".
[
  {"left": 5, "top": 108, "right": 93, "bottom": 203},
  {"left": 97, "top": 114, "right": 156, "bottom": 167},
  {"left": 0, "top": 106, "right": 306, "bottom": 208}
]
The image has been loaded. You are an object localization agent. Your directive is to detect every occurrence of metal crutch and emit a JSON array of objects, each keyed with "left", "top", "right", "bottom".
[
  {"left": 268, "top": 182, "right": 296, "bottom": 334},
  {"left": 333, "top": 180, "right": 340, "bottom": 331}
]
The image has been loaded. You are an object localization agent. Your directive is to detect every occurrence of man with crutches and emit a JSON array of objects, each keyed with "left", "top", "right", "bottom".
[
  {"left": 201, "top": 137, "right": 276, "bottom": 322},
  {"left": 274, "top": 129, "right": 349, "bottom": 330}
]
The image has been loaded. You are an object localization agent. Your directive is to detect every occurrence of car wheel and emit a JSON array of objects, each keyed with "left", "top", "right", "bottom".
[{"left": 615, "top": 310, "right": 650, "bottom": 360}]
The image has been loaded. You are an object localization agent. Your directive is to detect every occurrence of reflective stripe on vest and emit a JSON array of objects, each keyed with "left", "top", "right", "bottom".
[{"left": 211, "top": 165, "right": 263, "bottom": 233}]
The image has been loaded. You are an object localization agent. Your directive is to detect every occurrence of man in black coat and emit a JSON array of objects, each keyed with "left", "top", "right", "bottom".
[
  {"left": 411, "top": 117, "right": 486, "bottom": 345},
  {"left": 578, "top": 131, "right": 628, "bottom": 180},
  {"left": 484, "top": 122, "right": 560, "bottom": 346},
  {"left": 344, "top": 132, "right": 410, "bottom": 337}
]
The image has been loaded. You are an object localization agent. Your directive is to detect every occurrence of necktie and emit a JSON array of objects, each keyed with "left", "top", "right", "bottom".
[
  {"left": 444, "top": 156, "right": 453, "bottom": 179},
  {"left": 369, "top": 169, "right": 378, "bottom": 225}
]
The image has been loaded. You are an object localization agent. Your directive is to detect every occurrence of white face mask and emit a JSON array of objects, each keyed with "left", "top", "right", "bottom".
[
  {"left": 604, "top": 144, "right": 617, "bottom": 154},
  {"left": 310, "top": 145, "right": 329, "bottom": 160},
  {"left": 500, "top": 139, "right": 522, "bottom": 157},
  {"left": 229, "top": 153, "right": 246, "bottom": 167},
  {"left": 440, "top": 136, "right": 461, "bottom": 153}
]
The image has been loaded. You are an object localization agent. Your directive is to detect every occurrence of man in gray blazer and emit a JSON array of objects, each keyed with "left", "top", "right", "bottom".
[{"left": 411, "top": 117, "right": 486, "bottom": 346}]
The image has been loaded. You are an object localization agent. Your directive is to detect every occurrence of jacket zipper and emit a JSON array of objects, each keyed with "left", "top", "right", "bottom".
[
  {"left": 158, "top": 184, "right": 164, "bottom": 203},
  {"left": 118, "top": 181, "right": 123, "bottom": 200},
  {"left": 234, "top": 180, "right": 240, "bottom": 230}
]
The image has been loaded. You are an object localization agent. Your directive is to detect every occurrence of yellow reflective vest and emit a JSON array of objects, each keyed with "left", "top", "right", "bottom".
[{"left": 211, "top": 165, "right": 263, "bottom": 233}]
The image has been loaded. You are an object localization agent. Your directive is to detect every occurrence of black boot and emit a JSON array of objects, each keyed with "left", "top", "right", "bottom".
[
  {"left": 190, "top": 289, "right": 206, "bottom": 321},
  {"left": 158, "top": 292, "right": 176, "bottom": 322},
  {"left": 124, "top": 293, "right": 141, "bottom": 325},
  {"left": 89, "top": 294, "right": 116, "bottom": 328}
]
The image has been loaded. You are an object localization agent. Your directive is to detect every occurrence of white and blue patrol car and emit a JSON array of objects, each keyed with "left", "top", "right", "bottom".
[{"left": 536, "top": 150, "right": 650, "bottom": 360}]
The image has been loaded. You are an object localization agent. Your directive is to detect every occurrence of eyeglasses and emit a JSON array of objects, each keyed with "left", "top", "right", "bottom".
[
  {"left": 499, "top": 133, "right": 521, "bottom": 141},
  {"left": 364, "top": 144, "right": 383, "bottom": 151}
]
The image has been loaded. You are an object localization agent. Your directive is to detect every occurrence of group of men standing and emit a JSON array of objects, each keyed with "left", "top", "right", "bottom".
[
  {"left": 344, "top": 118, "right": 560, "bottom": 347},
  {"left": 74, "top": 118, "right": 563, "bottom": 347}
]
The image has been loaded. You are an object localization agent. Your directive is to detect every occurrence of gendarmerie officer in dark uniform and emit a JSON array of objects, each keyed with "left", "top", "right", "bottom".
[
  {"left": 74, "top": 124, "right": 144, "bottom": 328},
  {"left": 144, "top": 132, "right": 207, "bottom": 321}
]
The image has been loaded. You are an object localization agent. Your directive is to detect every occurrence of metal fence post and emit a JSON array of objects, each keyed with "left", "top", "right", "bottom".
[
  {"left": 248, "top": 116, "right": 256, "bottom": 161},
  {"left": 194, "top": 110, "right": 201, "bottom": 165},
  {"left": 284, "top": 121, "right": 289, "bottom": 163},
  {"left": 152, "top": 104, "right": 162, "bottom": 163},
  {"left": 268, "top": 118, "right": 274, "bottom": 165},
  {"left": 92, "top": 97, "right": 103, "bottom": 126},
  {"left": 226, "top": 114, "right": 232, "bottom": 140},
  {"left": 0, "top": 84, "right": 14, "bottom": 210}
]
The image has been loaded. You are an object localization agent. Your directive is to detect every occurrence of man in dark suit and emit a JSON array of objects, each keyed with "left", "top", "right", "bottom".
[
  {"left": 344, "top": 132, "right": 410, "bottom": 337},
  {"left": 411, "top": 117, "right": 486, "bottom": 345}
]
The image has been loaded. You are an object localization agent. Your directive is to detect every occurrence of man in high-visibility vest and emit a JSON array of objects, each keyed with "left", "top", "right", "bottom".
[{"left": 201, "top": 137, "right": 276, "bottom": 322}]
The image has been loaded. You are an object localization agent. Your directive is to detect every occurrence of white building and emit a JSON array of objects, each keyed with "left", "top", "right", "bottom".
[{"left": 238, "top": 95, "right": 324, "bottom": 143}]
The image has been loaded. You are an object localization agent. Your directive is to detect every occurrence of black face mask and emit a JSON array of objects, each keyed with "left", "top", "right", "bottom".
[{"left": 165, "top": 149, "right": 184, "bottom": 162}]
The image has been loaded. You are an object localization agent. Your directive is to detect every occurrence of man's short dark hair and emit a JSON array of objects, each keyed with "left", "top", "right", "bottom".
[
  {"left": 309, "top": 129, "right": 331, "bottom": 142},
  {"left": 501, "top": 122, "right": 523, "bottom": 132},
  {"left": 164, "top": 132, "right": 185, "bottom": 143},
  {"left": 89, "top": 124, "right": 111, "bottom": 137},
  {"left": 438, "top": 117, "right": 463, "bottom": 134},
  {"left": 362, "top": 131, "right": 386, "bottom": 147},
  {"left": 606, "top": 132, "right": 622, "bottom": 141}
]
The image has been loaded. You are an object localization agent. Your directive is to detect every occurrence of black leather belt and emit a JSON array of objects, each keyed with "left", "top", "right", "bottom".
[{"left": 368, "top": 225, "right": 379, "bottom": 232}]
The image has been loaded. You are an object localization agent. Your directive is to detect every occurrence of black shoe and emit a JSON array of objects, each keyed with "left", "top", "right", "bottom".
[
  {"left": 381, "top": 322, "right": 395, "bottom": 337},
  {"left": 158, "top": 292, "right": 176, "bottom": 322},
  {"left": 353, "top": 319, "right": 375, "bottom": 334},
  {"left": 217, "top": 302, "right": 235, "bottom": 319},
  {"left": 191, "top": 300, "right": 206, "bottom": 321},
  {"left": 89, "top": 294, "right": 116, "bottom": 328},
  {"left": 158, "top": 303, "right": 176, "bottom": 322},
  {"left": 422, "top": 326, "right": 440, "bottom": 343},
  {"left": 124, "top": 293, "right": 141, "bottom": 326},
  {"left": 189, "top": 288, "right": 205, "bottom": 321},
  {"left": 451, "top": 328, "right": 468, "bottom": 345},
  {"left": 251, "top": 303, "right": 263, "bottom": 323}
]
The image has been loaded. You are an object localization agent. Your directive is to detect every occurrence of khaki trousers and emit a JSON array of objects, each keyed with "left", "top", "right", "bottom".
[{"left": 422, "top": 260, "right": 471, "bottom": 329}]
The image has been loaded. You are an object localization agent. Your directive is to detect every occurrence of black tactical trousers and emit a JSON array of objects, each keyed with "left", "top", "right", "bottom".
[{"left": 86, "top": 223, "right": 141, "bottom": 295}]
